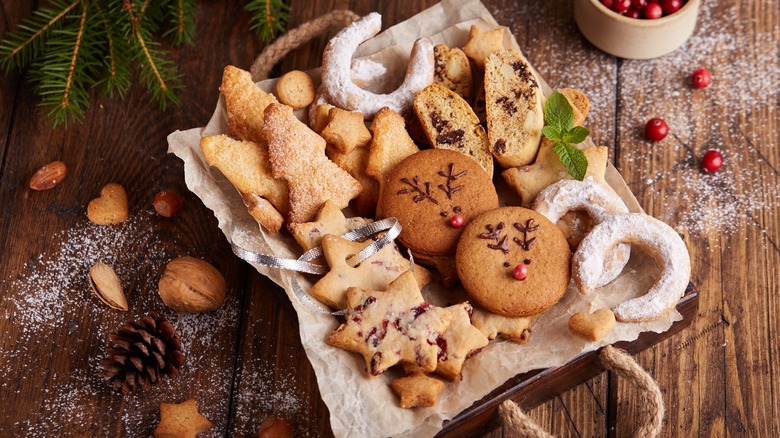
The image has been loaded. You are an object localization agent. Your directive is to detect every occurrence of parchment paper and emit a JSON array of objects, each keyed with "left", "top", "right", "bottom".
[{"left": 167, "top": 0, "right": 682, "bottom": 436}]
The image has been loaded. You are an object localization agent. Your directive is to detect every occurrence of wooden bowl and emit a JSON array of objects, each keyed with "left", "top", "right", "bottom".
[{"left": 573, "top": 0, "right": 701, "bottom": 59}]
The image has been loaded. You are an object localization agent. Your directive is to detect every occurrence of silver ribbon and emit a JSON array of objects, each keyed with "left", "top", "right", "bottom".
[{"left": 231, "top": 217, "right": 404, "bottom": 315}]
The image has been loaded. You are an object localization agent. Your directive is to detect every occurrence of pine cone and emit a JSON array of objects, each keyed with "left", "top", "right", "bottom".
[{"left": 102, "top": 312, "right": 185, "bottom": 393}]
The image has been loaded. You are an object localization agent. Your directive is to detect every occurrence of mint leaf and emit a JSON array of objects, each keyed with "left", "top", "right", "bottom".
[
  {"left": 552, "top": 142, "right": 588, "bottom": 181},
  {"left": 542, "top": 125, "right": 563, "bottom": 142},
  {"left": 543, "top": 91, "right": 574, "bottom": 132},
  {"left": 564, "top": 126, "right": 590, "bottom": 144}
]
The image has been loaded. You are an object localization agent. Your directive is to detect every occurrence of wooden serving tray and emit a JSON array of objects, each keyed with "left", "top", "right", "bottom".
[{"left": 439, "top": 282, "right": 699, "bottom": 436}]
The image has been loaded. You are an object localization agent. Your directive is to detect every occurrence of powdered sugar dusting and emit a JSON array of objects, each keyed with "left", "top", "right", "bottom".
[{"left": 0, "top": 212, "right": 307, "bottom": 436}]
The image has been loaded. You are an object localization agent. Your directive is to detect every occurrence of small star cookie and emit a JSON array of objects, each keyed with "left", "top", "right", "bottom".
[
  {"left": 310, "top": 234, "right": 432, "bottom": 309},
  {"left": 321, "top": 107, "right": 373, "bottom": 154},
  {"left": 289, "top": 200, "right": 372, "bottom": 252},
  {"left": 262, "top": 103, "right": 362, "bottom": 224},
  {"left": 326, "top": 271, "right": 453, "bottom": 375},
  {"left": 471, "top": 304, "right": 535, "bottom": 343},
  {"left": 220, "top": 66, "right": 278, "bottom": 144},
  {"left": 154, "top": 399, "right": 211, "bottom": 438},
  {"left": 462, "top": 25, "right": 506, "bottom": 69},
  {"left": 391, "top": 372, "right": 446, "bottom": 409}
]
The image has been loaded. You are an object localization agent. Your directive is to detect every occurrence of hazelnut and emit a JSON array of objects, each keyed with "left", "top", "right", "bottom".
[
  {"left": 158, "top": 256, "right": 226, "bottom": 313},
  {"left": 257, "top": 415, "right": 294, "bottom": 438}
]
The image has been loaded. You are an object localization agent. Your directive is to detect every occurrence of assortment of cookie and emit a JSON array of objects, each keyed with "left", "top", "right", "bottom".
[{"left": 198, "top": 13, "right": 690, "bottom": 410}]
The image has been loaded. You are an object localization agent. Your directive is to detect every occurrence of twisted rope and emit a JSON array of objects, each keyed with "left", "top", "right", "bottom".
[
  {"left": 250, "top": 10, "right": 360, "bottom": 81},
  {"left": 499, "top": 346, "right": 664, "bottom": 437}
]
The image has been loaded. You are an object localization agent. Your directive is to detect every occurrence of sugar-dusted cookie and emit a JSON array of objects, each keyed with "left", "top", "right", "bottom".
[
  {"left": 200, "top": 135, "right": 289, "bottom": 232},
  {"left": 321, "top": 107, "right": 373, "bottom": 154},
  {"left": 456, "top": 207, "right": 571, "bottom": 317},
  {"left": 326, "top": 271, "right": 454, "bottom": 375},
  {"left": 310, "top": 234, "right": 432, "bottom": 310},
  {"left": 366, "top": 107, "right": 420, "bottom": 209},
  {"left": 262, "top": 103, "right": 362, "bottom": 224},
  {"left": 433, "top": 44, "right": 472, "bottom": 100},
  {"left": 471, "top": 304, "right": 535, "bottom": 344},
  {"left": 484, "top": 50, "right": 544, "bottom": 168},
  {"left": 414, "top": 84, "right": 493, "bottom": 178},
  {"left": 568, "top": 309, "right": 616, "bottom": 342},
  {"left": 154, "top": 399, "right": 211, "bottom": 438},
  {"left": 391, "top": 372, "right": 446, "bottom": 409},
  {"left": 462, "top": 25, "right": 505, "bottom": 69},
  {"left": 289, "top": 200, "right": 372, "bottom": 252},
  {"left": 275, "top": 70, "right": 316, "bottom": 110},
  {"left": 220, "top": 65, "right": 278, "bottom": 144},
  {"left": 380, "top": 149, "right": 499, "bottom": 257}
]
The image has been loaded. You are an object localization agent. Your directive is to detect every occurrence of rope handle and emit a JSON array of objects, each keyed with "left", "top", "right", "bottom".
[
  {"left": 499, "top": 345, "right": 665, "bottom": 437},
  {"left": 250, "top": 10, "right": 360, "bottom": 81}
]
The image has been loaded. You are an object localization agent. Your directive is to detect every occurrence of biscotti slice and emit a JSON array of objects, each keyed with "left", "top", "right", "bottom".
[
  {"left": 413, "top": 84, "right": 493, "bottom": 178},
  {"left": 433, "top": 44, "right": 473, "bottom": 100},
  {"left": 484, "top": 50, "right": 544, "bottom": 168}
]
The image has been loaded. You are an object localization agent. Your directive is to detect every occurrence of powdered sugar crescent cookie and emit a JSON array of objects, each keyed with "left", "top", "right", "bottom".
[
  {"left": 321, "top": 13, "right": 434, "bottom": 118},
  {"left": 572, "top": 213, "right": 690, "bottom": 322},
  {"left": 533, "top": 178, "right": 630, "bottom": 287}
]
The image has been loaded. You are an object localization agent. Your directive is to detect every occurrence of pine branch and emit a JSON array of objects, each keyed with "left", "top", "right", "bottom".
[
  {"left": 245, "top": 0, "right": 289, "bottom": 41},
  {"left": 164, "top": 0, "right": 196, "bottom": 45},
  {"left": 0, "top": 0, "right": 80, "bottom": 72}
]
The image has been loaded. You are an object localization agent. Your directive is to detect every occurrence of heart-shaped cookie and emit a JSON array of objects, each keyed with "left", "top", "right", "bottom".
[
  {"left": 568, "top": 308, "right": 616, "bottom": 342},
  {"left": 87, "top": 183, "right": 129, "bottom": 225}
]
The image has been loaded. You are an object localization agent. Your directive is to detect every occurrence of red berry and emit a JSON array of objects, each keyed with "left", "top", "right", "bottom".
[
  {"left": 600, "top": 0, "right": 614, "bottom": 8},
  {"left": 645, "top": 118, "right": 669, "bottom": 141},
  {"left": 643, "top": 3, "right": 663, "bottom": 18},
  {"left": 701, "top": 150, "right": 723, "bottom": 172},
  {"left": 625, "top": 8, "right": 641, "bottom": 18},
  {"left": 614, "top": 0, "right": 631, "bottom": 13},
  {"left": 631, "top": 0, "right": 648, "bottom": 9},
  {"left": 513, "top": 264, "right": 529, "bottom": 281},
  {"left": 691, "top": 68, "right": 712, "bottom": 88},
  {"left": 661, "top": 0, "right": 683, "bottom": 14},
  {"left": 449, "top": 214, "right": 465, "bottom": 228}
]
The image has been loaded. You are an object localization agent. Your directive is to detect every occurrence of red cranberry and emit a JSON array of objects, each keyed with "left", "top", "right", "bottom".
[
  {"left": 691, "top": 68, "right": 712, "bottom": 88},
  {"left": 625, "top": 8, "right": 641, "bottom": 18},
  {"left": 613, "top": 0, "right": 631, "bottom": 13},
  {"left": 661, "top": 0, "right": 683, "bottom": 14},
  {"left": 701, "top": 150, "right": 723, "bottom": 172},
  {"left": 643, "top": 3, "right": 663, "bottom": 18},
  {"left": 513, "top": 264, "right": 529, "bottom": 281},
  {"left": 645, "top": 118, "right": 669, "bottom": 141},
  {"left": 631, "top": 0, "right": 648, "bottom": 8},
  {"left": 600, "top": 0, "right": 614, "bottom": 8},
  {"left": 449, "top": 214, "right": 465, "bottom": 228}
]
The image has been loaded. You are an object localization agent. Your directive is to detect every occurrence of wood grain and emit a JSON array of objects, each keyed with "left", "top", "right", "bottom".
[{"left": 0, "top": 0, "right": 778, "bottom": 437}]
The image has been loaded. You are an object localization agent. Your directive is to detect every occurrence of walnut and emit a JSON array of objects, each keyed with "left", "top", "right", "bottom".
[{"left": 158, "top": 256, "right": 226, "bottom": 313}]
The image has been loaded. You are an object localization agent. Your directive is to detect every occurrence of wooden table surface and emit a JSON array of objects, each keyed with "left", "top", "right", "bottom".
[{"left": 1, "top": 0, "right": 778, "bottom": 436}]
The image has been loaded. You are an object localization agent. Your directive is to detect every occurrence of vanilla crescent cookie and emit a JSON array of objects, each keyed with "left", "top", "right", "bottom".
[
  {"left": 533, "top": 178, "right": 630, "bottom": 287},
  {"left": 321, "top": 13, "right": 434, "bottom": 118},
  {"left": 572, "top": 213, "right": 690, "bottom": 322}
]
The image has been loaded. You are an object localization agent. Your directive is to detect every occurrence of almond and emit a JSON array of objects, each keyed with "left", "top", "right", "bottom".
[
  {"left": 89, "top": 263, "right": 128, "bottom": 311},
  {"left": 29, "top": 161, "right": 67, "bottom": 191}
]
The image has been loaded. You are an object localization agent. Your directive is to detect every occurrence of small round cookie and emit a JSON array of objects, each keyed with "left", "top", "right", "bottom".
[
  {"left": 380, "top": 149, "right": 498, "bottom": 257},
  {"left": 456, "top": 207, "right": 571, "bottom": 317},
  {"left": 275, "top": 70, "right": 316, "bottom": 109}
]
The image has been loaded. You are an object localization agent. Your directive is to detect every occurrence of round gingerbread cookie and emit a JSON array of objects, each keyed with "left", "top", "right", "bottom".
[
  {"left": 456, "top": 207, "right": 571, "bottom": 317},
  {"left": 380, "top": 149, "right": 498, "bottom": 257}
]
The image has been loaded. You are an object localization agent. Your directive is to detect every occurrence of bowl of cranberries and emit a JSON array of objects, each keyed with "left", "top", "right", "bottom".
[{"left": 574, "top": 0, "right": 700, "bottom": 59}]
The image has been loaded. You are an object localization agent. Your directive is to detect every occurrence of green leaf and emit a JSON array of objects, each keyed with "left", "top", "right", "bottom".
[
  {"left": 542, "top": 125, "right": 563, "bottom": 142},
  {"left": 564, "top": 126, "right": 590, "bottom": 144},
  {"left": 552, "top": 142, "right": 588, "bottom": 181},
  {"left": 543, "top": 91, "right": 574, "bottom": 132}
]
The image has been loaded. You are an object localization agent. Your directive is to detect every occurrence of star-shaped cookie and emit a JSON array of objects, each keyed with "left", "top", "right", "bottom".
[
  {"left": 262, "top": 103, "right": 362, "bottom": 223},
  {"left": 471, "top": 304, "right": 535, "bottom": 344},
  {"left": 321, "top": 107, "right": 372, "bottom": 154},
  {"left": 154, "top": 399, "right": 211, "bottom": 438},
  {"left": 435, "top": 302, "right": 490, "bottom": 380},
  {"left": 502, "top": 143, "right": 609, "bottom": 206},
  {"left": 326, "top": 271, "right": 453, "bottom": 376},
  {"left": 391, "top": 372, "right": 446, "bottom": 409},
  {"left": 310, "top": 234, "right": 432, "bottom": 309},
  {"left": 462, "top": 25, "right": 506, "bottom": 69},
  {"left": 289, "top": 200, "right": 372, "bottom": 252}
]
